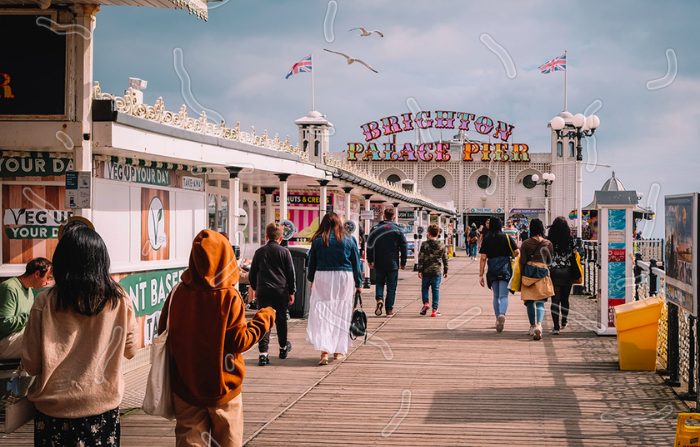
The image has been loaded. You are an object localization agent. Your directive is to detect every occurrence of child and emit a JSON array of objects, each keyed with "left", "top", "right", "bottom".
[
  {"left": 249, "top": 223, "right": 297, "bottom": 366},
  {"left": 417, "top": 224, "right": 449, "bottom": 317}
]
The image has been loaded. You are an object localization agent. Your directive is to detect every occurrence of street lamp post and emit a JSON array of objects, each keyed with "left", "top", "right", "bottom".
[
  {"left": 532, "top": 173, "right": 555, "bottom": 225},
  {"left": 550, "top": 113, "right": 600, "bottom": 238}
]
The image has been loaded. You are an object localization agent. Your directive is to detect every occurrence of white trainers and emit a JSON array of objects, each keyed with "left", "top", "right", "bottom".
[
  {"left": 533, "top": 324, "right": 542, "bottom": 340},
  {"left": 529, "top": 326, "right": 536, "bottom": 336}
]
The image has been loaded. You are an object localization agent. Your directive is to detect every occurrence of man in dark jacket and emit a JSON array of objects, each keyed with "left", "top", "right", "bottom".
[
  {"left": 367, "top": 207, "right": 407, "bottom": 317},
  {"left": 249, "top": 223, "right": 296, "bottom": 365}
]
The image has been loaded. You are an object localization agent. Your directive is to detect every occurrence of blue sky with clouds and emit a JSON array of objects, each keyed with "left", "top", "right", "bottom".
[{"left": 93, "top": 0, "right": 700, "bottom": 238}]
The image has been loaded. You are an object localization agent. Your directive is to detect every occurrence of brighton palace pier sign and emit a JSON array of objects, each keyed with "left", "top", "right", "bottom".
[{"left": 347, "top": 111, "right": 529, "bottom": 163}]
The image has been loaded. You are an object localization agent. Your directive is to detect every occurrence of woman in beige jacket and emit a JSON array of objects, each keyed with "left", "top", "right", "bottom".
[
  {"left": 22, "top": 227, "right": 138, "bottom": 446},
  {"left": 519, "top": 219, "right": 554, "bottom": 340}
]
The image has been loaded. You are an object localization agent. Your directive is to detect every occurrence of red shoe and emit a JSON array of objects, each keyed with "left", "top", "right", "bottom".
[
  {"left": 431, "top": 309, "right": 441, "bottom": 317},
  {"left": 420, "top": 304, "right": 430, "bottom": 315}
]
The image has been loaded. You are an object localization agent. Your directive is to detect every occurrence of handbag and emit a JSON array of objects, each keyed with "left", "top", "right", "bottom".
[
  {"left": 506, "top": 234, "right": 516, "bottom": 273},
  {"left": 349, "top": 291, "right": 367, "bottom": 345},
  {"left": 571, "top": 251, "right": 583, "bottom": 284},
  {"left": 509, "top": 257, "right": 522, "bottom": 292},
  {"left": 142, "top": 285, "right": 178, "bottom": 420},
  {"left": 5, "top": 362, "right": 35, "bottom": 434}
]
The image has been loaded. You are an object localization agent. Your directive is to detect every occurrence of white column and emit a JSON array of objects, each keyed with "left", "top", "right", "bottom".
[
  {"left": 71, "top": 5, "right": 99, "bottom": 220},
  {"left": 318, "top": 180, "right": 329, "bottom": 217},
  {"left": 344, "top": 189, "right": 352, "bottom": 223},
  {"left": 262, "top": 187, "right": 275, "bottom": 229},
  {"left": 226, "top": 167, "right": 242, "bottom": 246},
  {"left": 277, "top": 174, "right": 290, "bottom": 222},
  {"left": 363, "top": 194, "right": 372, "bottom": 287}
]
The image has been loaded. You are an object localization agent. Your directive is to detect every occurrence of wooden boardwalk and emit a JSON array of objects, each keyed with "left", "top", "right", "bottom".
[{"left": 0, "top": 256, "right": 688, "bottom": 446}]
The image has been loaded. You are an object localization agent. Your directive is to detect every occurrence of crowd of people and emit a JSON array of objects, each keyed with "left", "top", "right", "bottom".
[{"left": 0, "top": 206, "right": 581, "bottom": 446}]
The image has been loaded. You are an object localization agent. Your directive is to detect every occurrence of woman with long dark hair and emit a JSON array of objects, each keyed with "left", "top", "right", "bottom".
[
  {"left": 547, "top": 216, "right": 579, "bottom": 334},
  {"left": 479, "top": 217, "right": 519, "bottom": 333},
  {"left": 519, "top": 219, "right": 554, "bottom": 340},
  {"left": 22, "top": 227, "right": 138, "bottom": 446},
  {"left": 306, "top": 213, "right": 363, "bottom": 365}
]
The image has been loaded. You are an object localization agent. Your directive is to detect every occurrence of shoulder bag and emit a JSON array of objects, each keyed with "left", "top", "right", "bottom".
[
  {"left": 350, "top": 290, "right": 367, "bottom": 345},
  {"left": 5, "top": 362, "right": 34, "bottom": 434},
  {"left": 142, "top": 285, "right": 178, "bottom": 420},
  {"left": 571, "top": 251, "right": 583, "bottom": 284}
]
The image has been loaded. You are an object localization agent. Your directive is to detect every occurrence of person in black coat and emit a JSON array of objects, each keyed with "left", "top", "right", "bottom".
[{"left": 367, "top": 207, "right": 407, "bottom": 317}]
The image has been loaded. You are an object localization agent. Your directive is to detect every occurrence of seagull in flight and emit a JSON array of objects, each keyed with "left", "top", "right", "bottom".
[
  {"left": 349, "top": 27, "right": 384, "bottom": 37},
  {"left": 324, "top": 49, "right": 378, "bottom": 73}
]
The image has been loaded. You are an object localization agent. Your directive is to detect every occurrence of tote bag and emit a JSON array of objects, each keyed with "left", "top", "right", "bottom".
[
  {"left": 142, "top": 285, "right": 178, "bottom": 420},
  {"left": 572, "top": 252, "right": 584, "bottom": 285},
  {"left": 5, "top": 362, "right": 34, "bottom": 434}
]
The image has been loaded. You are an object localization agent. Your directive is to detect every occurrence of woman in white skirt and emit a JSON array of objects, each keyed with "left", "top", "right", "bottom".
[{"left": 306, "top": 212, "right": 363, "bottom": 365}]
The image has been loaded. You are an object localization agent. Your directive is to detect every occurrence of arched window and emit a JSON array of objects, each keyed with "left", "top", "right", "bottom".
[
  {"left": 556, "top": 141, "right": 563, "bottom": 157},
  {"left": 314, "top": 140, "right": 320, "bottom": 157},
  {"left": 431, "top": 174, "right": 447, "bottom": 189},
  {"left": 387, "top": 174, "right": 401, "bottom": 184},
  {"left": 220, "top": 197, "right": 229, "bottom": 234},
  {"left": 303, "top": 140, "right": 309, "bottom": 152},
  {"left": 477, "top": 175, "right": 492, "bottom": 189},
  {"left": 568, "top": 141, "right": 575, "bottom": 158},
  {"left": 208, "top": 194, "right": 218, "bottom": 231}
]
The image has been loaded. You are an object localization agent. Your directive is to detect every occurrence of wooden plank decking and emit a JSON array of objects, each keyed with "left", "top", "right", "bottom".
[{"left": 0, "top": 256, "right": 688, "bottom": 446}]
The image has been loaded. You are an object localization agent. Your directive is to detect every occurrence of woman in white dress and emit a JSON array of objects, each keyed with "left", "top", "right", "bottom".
[{"left": 306, "top": 213, "right": 363, "bottom": 365}]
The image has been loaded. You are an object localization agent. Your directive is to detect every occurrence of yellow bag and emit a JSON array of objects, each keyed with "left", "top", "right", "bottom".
[
  {"left": 509, "top": 258, "right": 522, "bottom": 292},
  {"left": 573, "top": 252, "right": 584, "bottom": 285}
]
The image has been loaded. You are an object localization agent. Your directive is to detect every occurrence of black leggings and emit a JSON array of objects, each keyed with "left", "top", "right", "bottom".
[
  {"left": 257, "top": 291, "right": 289, "bottom": 353},
  {"left": 551, "top": 284, "right": 572, "bottom": 330}
]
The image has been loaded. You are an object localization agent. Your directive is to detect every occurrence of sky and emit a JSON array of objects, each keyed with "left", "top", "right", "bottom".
[{"left": 93, "top": 0, "right": 700, "bottom": 239}]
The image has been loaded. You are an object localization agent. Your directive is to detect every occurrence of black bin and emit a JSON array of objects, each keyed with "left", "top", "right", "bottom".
[{"left": 287, "top": 246, "right": 312, "bottom": 319}]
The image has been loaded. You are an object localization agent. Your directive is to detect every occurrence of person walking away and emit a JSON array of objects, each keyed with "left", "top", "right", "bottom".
[
  {"left": 0, "top": 258, "right": 52, "bottom": 360},
  {"left": 22, "top": 228, "right": 138, "bottom": 446},
  {"left": 159, "top": 230, "right": 275, "bottom": 447},
  {"left": 519, "top": 224, "right": 529, "bottom": 249},
  {"left": 547, "top": 217, "right": 578, "bottom": 335},
  {"left": 249, "top": 223, "right": 296, "bottom": 365},
  {"left": 479, "top": 218, "right": 491, "bottom": 247},
  {"left": 367, "top": 207, "right": 408, "bottom": 317},
  {"left": 418, "top": 224, "right": 448, "bottom": 317},
  {"left": 479, "top": 218, "right": 519, "bottom": 333},
  {"left": 467, "top": 224, "right": 479, "bottom": 260},
  {"left": 504, "top": 218, "right": 520, "bottom": 245},
  {"left": 307, "top": 213, "right": 362, "bottom": 365},
  {"left": 519, "top": 219, "right": 555, "bottom": 341}
]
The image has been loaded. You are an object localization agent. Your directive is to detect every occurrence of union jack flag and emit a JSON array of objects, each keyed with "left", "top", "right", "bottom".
[
  {"left": 539, "top": 53, "right": 566, "bottom": 74},
  {"left": 286, "top": 55, "right": 313, "bottom": 79}
]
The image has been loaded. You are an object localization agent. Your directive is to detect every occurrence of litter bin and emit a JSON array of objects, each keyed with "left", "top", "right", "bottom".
[
  {"left": 287, "top": 246, "right": 312, "bottom": 319},
  {"left": 613, "top": 296, "right": 663, "bottom": 371}
]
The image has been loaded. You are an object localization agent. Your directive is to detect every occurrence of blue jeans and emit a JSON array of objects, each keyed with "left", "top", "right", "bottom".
[
  {"left": 421, "top": 274, "right": 442, "bottom": 310},
  {"left": 375, "top": 269, "right": 399, "bottom": 311},
  {"left": 491, "top": 280, "right": 509, "bottom": 317},
  {"left": 526, "top": 300, "right": 547, "bottom": 325},
  {"left": 469, "top": 243, "right": 478, "bottom": 257}
]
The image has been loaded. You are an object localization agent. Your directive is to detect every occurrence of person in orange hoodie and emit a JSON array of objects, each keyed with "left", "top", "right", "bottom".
[{"left": 158, "top": 230, "right": 275, "bottom": 447}]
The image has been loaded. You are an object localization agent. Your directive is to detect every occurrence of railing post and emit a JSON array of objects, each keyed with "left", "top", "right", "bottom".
[
  {"left": 681, "top": 315, "right": 697, "bottom": 400},
  {"left": 634, "top": 252, "right": 642, "bottom": 301},
  {"left": 649, "top": 259, "right": 658, "bottom": 297},
  {"left": 666, "top": 299, "right": 682, "bottom": 387}
]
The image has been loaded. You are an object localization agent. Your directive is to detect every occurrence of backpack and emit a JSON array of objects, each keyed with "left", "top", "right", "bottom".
[
  {"left": 350, "top": 291, "right": 367, "bottom": 344},
  {"left": 469, "top": 229, "right": 478, "bottom": 244}
]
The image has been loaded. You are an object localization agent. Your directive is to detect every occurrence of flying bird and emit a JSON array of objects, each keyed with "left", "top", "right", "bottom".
[
  {"left": 324, "top": 49, "right": 379, "bottom": 73},
  {"left": 349, "top": 27, "right": 384, "bottom": 37}
]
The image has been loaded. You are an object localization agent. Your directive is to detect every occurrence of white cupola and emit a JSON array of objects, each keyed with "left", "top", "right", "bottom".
[{"left": 294, "top": 110, "right": 333, "bottom": 165}]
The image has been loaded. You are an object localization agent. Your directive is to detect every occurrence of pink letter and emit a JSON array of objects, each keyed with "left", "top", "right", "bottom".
[
  {"left": 380, "top": 116, "right": 402, "bottom": 136},
  {"left": 418, "top": 143, "right": 434, "bottom": 161},
  {"left": 456, "top": 112, "right": 475, "bottom": 131},
  {"left": 401, "top": 113, "right": 414, "bottom": 131},
  {"left": 493, "top": 121, "right": 515, "bottom": 142},
  {"left": 435, "top": 143, "right": 451, "bottom": 161},
  {"left": 360, "top": 121, "right": 382, "bottom": 142},
  {"left": 434, "top": 111, "right": 456, "bottom": 129},
  {"left": 415, "top": 111, "right": 433, "bottom": 129},
  {"left": 400, "top": 143, "right": 418, "bottom": 161},
  {"left": 475, "top": 116, "right": 494, "bottom": 135}
]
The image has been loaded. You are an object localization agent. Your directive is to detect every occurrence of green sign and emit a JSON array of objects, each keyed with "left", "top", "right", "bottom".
[
  {"left": 119, "top": 267, "right": 186, "bottom": 317},
  {"left": 5, "top": 225, "right": 59, "bottom": 239},
  {"left": 0, "top": 157, "right": 73, "bottom": 177},
  {"left": 103, "top": 162, "right": 171, "bottom": 187}
]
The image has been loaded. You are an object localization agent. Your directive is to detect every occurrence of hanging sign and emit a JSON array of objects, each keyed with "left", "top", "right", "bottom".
[
  {"left": 181, "top": 176, "right": 204, "bottom": 191},
  {"left": 469, "top": 208, "right": 503, "bottom": 214},
  {"left": 0, "top": 157, "right": 73, "bottom": 177},
  {"left": 104, "top": 162, "right": 171, "bottom": 187},
  {"left": 271, "top": 193, "right": 333, "bottom": 205},
  {"left": 360, "top": 210, "right": 375, "bottom": 220},
  {"left": 398, "top": 211, "right": 414, "bottom": 219}
]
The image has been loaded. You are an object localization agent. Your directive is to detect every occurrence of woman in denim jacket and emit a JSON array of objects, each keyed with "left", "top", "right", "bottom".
[{"left": 306, "top": 213, "right": 363, "bottom": 365}]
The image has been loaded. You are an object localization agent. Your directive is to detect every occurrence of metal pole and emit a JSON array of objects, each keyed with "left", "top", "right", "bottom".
[
  {"left": 576, "top": 137, "right": 583, "bottom": 239},
  {"left": 363, "top": 194, "right": 372, "bottom": 289},
  {"left": 681, "top": 315, "right": 697, "bottom": 401}
]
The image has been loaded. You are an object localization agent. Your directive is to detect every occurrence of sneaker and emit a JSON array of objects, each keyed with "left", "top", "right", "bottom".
[
  {"left": 279, "top": 341, "right": 292, "bottom": 359},
  {"left": 431, "top": 309, "right": 441, "bottom": 317},
  {"left": 529, "top": 326, "right": 536, "bottom": 336},
  {"left": 561, "top": 323, "right": 567, "bottom": 330},
  {"left": 496, "top": 315, "right": 506, "bottom": 333},
  {"left": 533, "top": 324, "right": 542, "bottom": 340},
  {"left": 375, "top": 300, "right": 384, "bottom": 316},
  {"left": 552, "top": 329, "right": 560, "bottom": 335},
  {"left": 386, "top": 310, "right": 394, "bottom": 316},
  {"left": 258, "top": 354, "right": 269, "bottom": 366},
  {"left": 420, "top": 304, "right": 430, "bottom": 315}
]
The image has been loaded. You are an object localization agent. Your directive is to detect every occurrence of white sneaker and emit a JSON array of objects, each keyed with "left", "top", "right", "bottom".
[
  {"left": 533, "top": 324, "right": 542, "bottom": 340},
  {"left": 529, "top": 326, "right": 536, "bottom": 336}
]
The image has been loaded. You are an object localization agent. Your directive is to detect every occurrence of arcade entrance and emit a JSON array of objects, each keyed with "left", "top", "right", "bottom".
[{"left": 465, "top": 213, "right": 505, "bottom": 232}]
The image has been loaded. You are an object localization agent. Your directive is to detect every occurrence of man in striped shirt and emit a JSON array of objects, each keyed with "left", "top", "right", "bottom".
[{"left": 503, "top": 218, "right": 519, "bottom": 245}]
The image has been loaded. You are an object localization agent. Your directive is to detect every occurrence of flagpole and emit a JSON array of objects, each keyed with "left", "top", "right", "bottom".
[
  {"left": 311, "top": 54, "right": 315, "bottom": 111},
  {"left": 564, "top": 50, "right": 568, "bottom": 111}
]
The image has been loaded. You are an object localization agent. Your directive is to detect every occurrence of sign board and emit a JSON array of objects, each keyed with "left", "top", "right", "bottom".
[
  {"left": 119, "top": 267, "right": 186, "bottom": 318},
  {"left": 510, "top": 208, "right": 545, "bottom": 214},
  {"left": 344, "top": 220, "right": 356, "bottom": 235},
  {"left": 281, "top": 219, "right": 296, "bottom": 240},
  {"left": 271, "top": 193, "right": 332, "bottom": 205},
  {"left": 398, "top": 211, "right": 414, "bottom": 219},
  {"left": 0, "top": 157, "right": 73, "bottom": 177},
  {"left": 65, "top": 171, "right": 91, "bottom": 209},
  {"left": 665, "top": 194, "right": 698, "bottom": 316},
  {"left": 104, "top": 162, "right": 171, "bottom": 187},
  {"left": 141, "top": 189, "right": 170, "bottom": 261},
  {"left": 360, "top": 210, "right": 374, "bottom": 220},
  {"left": 181, "top": 176, "right": 204, "bottom": 191},
  {"left": 468, "top": 208, "right": 503, "bottom": 214}
]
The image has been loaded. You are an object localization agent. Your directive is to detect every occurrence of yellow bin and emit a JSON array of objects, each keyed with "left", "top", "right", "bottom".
[
  {"left": 675, "top": 413, "right": 700, "bottom": 446},
  {"left": 613, "top": 296, "right": 663, "bottom": 371}
]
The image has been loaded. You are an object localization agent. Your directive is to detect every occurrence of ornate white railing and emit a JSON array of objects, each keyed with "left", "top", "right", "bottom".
[{"left": 92, "top": 82, "right": 307, "bottom": 162}]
